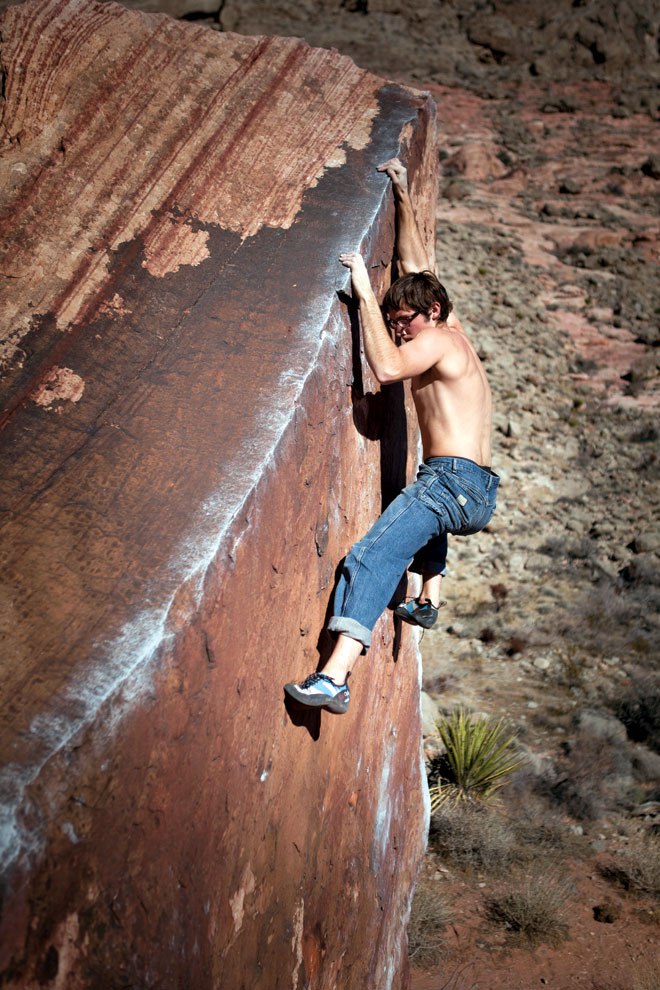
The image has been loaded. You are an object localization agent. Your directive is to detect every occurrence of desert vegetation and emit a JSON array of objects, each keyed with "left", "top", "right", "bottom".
[
  {"left": 411, "top": 722, "right": 581, "bottom": 962},
  {"left": 485, "top": 873, "right": 572, "bottom": 947},
  {"left": 407, "top": 875, "right": 452, "bottom": 969},
  {"left": 428, "top": 708, "right": 525, "bottom": 809}
]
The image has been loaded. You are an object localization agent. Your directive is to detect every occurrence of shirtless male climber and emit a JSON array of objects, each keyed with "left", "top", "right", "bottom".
[{"left": 284, "top": 157, "right": 498, "bottom": 715}]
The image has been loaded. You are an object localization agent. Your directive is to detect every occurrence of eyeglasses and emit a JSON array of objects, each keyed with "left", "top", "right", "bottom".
[{"left": 387, "top": 310, "right": 424, "bottom": 331}]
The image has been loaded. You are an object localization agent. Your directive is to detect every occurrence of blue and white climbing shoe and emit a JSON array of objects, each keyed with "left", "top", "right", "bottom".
[
  {"left": 394, "top": 597, "right": 445, "bottom": 629},
  {"left": 284, "top": 672, "right": 350, "bottom": 714}
]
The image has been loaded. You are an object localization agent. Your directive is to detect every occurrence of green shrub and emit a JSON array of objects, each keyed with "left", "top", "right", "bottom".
[{"left": 429, "top": 708, "right": 525, "bottom": 808}]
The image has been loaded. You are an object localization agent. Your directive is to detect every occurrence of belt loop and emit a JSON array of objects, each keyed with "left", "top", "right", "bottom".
[{"left": 451, "top": 457, "right": 456, "bottom": 472}]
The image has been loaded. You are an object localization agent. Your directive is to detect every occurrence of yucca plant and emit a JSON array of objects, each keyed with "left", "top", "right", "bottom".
[{"left": 429, "top": 707, "right": 525, "bottom": 811}]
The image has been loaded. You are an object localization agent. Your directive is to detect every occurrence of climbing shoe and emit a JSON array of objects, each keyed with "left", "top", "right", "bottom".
[
  {"left": 394, "top": 597, "right": 445, "bottom": 629},
  {"left": 284, "top": 672, "right": 350, "bottom": 714}
]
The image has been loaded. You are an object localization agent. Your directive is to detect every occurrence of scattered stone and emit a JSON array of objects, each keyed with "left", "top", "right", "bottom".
[
  {"left": 619, "top": 554, "right": 660, "bottom": 586},
  {"left": 629, "top": 531, "right": 660, "bottom": 554},
  {"left": 573, "top": 711, "right": 628, "bottom": 744},
  {"left": 559, "top": 178, "right": 583, "bottom": 195},
  {"left": 632, "top": 324, "right": 660, "bottom": 347},
  {"left": 540, "top": 99, "right": 576, "bottom": 114},
  {"left": 492, "top": 310, "right": 511, "bottom": 329},
  {"left": 641, "top": 155, "right": 660, "bottom": 179},
  {"left": 630, "top": 800, "right": 660, "bottom": 818},
  {"left": 623, "top": 352, "right": 658, "bottom": 383},
  {"left": 444, "top": 142, "right": 508, "bottom": 180},
  {"left": 533, "top": 656, "right": 552, "bottom": 671},
  {"left": 442, "top": 179, "right": 470, "bottom": 201},
  {"left": 632, "top": 747, "right": 660, "bottom": 784}
]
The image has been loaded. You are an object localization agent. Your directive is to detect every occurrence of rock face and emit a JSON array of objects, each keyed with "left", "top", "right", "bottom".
[{"left": 0, "top": 1, "right": 436, "bottom": 986}]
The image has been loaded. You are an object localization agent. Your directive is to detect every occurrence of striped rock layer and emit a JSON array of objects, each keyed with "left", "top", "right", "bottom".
[{"left": 0, "top": 1, "right": 436, "bottom": 986}]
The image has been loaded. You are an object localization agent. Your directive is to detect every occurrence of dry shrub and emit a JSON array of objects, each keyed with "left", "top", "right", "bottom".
[
  {"left": 554, "top": 644, "right": 589, "bottom": 689},
  {"left": 487, "top": 873, "right": 572, "bottom": 947},
  {"left": 613, "top": 673, "right": 660, "bottom": 753},
  {"left": 549, "top": 731, "right": 631, "bottom": 820},
  {"left": 423, "top": 670, "right": 458, "bottom": 695},
  {"left": 602, "top": 834, "right": 660, "bottom": 900},
  {"left": 511, "top": 815, "right": 574, "bottom": 858},
  {"left": 430, "top": 802, "right": 515, "bottom": 874},
  {"left": 503, "top": 774, "right": 588, "bottom": 863},
  {"left": 546, "top": 578, "right": 660, "bottom": 661},
  {"left": 505, "top": 635, "right": 527, "bottom": 656},
  {"left": 407, "top": 876, "right": 451, "bottom": 968},
  {"left": 583, "top": 582, "right": 660, "bottom": 656},
  {"left": 490, "top": 583, "right": 508, "bottom": 610},
  {"left": 540, "top": 535, "right": 598, "bottom": 562}
]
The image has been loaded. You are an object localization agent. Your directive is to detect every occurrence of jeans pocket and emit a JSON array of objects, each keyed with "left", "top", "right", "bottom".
[
  {"left": 454, "top": 476, "right": 489, "bottom": 507},
  {"left": 421, "top": 473, "right": 493, "bottom": 535},
  {"left": 417, "top": 477, "right": 461, "bottom": 530}
]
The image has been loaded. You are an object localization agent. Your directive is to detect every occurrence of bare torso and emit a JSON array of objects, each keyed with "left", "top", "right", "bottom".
[{"left": 411, "top": 315, "right": 492, "bottom": 466}]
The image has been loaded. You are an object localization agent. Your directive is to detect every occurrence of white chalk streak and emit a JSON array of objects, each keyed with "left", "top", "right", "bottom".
[{"left": 1, "top": 177, "right": 392, "bottom": 874}]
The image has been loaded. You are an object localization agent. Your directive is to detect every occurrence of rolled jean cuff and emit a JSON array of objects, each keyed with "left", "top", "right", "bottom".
[{"left": 328, "top": 615, "right": 372, "bottom": 649}]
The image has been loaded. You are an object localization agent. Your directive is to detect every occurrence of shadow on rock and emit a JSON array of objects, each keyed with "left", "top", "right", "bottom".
[{"left": 283, "top": 693, "right": 321, "bottom": 740}]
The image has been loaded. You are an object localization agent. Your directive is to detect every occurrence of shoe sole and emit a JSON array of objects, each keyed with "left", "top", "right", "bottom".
[
  {"left": 284, "top": 682, "right": 349, "bottom": 714},
  {"left": 394, "top": 607, "right": 437, "bottom": 629}
]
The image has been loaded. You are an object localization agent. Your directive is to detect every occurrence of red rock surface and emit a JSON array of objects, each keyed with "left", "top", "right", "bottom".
[{"left": 0, "top": 1, "right": 437, "bottom": 986}]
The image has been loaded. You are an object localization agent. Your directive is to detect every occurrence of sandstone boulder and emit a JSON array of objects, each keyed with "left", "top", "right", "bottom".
[{"left": 0, "top": 1, "right": 437, "bottom": 986}]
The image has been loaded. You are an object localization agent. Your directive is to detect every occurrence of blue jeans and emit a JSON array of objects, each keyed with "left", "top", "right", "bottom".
[{"left": 328, "top": 457, "right": 499, "bottom": 648}]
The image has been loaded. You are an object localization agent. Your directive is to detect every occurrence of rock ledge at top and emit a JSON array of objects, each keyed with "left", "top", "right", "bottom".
[{"left": 0, "top": 1, "right": 436, "bottom": 987}]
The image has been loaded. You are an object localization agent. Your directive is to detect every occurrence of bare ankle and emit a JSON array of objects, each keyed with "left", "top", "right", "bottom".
[{"left": 322, "top": 665, "right": 349, "bottom": 686}]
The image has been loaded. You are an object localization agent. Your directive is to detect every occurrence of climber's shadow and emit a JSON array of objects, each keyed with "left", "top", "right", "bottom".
[
  {"left": 284, "top": 286, "right": 411, "bottom": 734},
  {"left": 337, "top": 287, "right": 410, "bottom": 656},
  {"left": 283, "top": 694, "right": 322, "bottom": 739},
  {"left": 337, "top": 289, "right": 408, "bottom": 511}
]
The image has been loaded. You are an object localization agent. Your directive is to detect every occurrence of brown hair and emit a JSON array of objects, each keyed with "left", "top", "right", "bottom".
[{"left": 382, "top": 270, "right": 453, "bottom": 323}]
